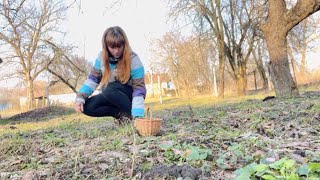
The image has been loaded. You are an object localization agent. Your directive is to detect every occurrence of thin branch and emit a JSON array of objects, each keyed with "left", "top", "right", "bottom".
[
  {"left": 43, "top": 39, "right": 85, "bottom": 73},
  {"left": 47, "top": 67, "right": 77, "bottom": 93}
]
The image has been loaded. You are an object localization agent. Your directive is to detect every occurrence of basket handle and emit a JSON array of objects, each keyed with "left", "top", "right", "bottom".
[{"left": 146, "top": 107, "right": 152, "bottom": 120}]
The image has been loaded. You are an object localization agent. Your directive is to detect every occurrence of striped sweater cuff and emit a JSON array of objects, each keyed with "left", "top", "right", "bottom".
[
  {"left": 132, "top": 108, "right": 144, "bottom": 118},
  {"left": 75, "top": 98, "right": 85, "bottom": 104}
]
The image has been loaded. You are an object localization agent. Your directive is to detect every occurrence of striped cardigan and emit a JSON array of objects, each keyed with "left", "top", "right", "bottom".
[{"left": 75, "top": 52, "right": 146, "bottom": 118}]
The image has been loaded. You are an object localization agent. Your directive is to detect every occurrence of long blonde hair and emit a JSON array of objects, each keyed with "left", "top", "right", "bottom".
[{"left": 101, "top": 26, "right": 131, "bottom": 86}]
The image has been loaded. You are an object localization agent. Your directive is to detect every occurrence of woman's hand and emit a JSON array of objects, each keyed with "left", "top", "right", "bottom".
[{"left": 74, "top": 102, "right": 84, "bottom": 113}]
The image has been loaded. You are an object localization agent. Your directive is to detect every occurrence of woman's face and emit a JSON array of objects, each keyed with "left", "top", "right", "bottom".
[{"left": 108, "top": 45, "right": 124, "bottom": 59}]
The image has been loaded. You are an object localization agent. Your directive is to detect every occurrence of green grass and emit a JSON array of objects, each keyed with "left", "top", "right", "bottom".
[
  {"left": 0, "top": 114, "right": 96, "bottom": 136},
  {"left": 0, "top": 88, "right": 319, "bottom": 179},
  {"left": 42, "top": 132, "right": 67, "bottom": 147},
  {"left": 145, "top": 91, "right": 275, "bottom": 111},
  {"left": 0, "top": 119, "right": 12, "bottom": 125}
]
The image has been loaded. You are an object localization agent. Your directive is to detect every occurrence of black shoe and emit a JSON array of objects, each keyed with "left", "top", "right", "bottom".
[{"left": 114, "top": 112, "right": 132, "bottom": 126}]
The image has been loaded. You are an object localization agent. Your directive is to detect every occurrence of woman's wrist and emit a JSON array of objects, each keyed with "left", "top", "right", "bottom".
[{"left": 75, "top": 98, "right": 85, "bottom": 104}]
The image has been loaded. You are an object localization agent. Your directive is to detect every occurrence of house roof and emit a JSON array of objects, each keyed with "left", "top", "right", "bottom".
[{"left": 144, "top": 73, "right": 169, "bottom": 84}]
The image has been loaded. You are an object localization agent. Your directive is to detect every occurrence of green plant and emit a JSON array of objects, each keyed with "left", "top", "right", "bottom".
[
  {"left": 140, "top": 161, "right": 153, "bottom": 172},
  {"left": 85, "top": 128, "right": 101, "bottom": 139},
  {"left": 215, "top": 142, "right": 253, "bottom": 170},
  {"left": 0, "top": 137, "right": 32, "bottom": 155},
  {"left": 234, "top": 157, "right": 320, "bottom": 180},
  {"left": 100, "top": 138, "right": 125, "bottom": 151},
  {"left": 21, "top": 157, "right": 41, "bottom": 169},
  {"left": 111, "top": 139, "right": 124, "bottom": 150},
  {"left": 159, "top": 140, "right": 211, "bottom": 165},
  {"left": 42, "top": 133, "right": 66, "bottom": 147}
]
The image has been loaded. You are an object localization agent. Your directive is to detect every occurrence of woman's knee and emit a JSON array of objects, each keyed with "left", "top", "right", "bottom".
[
  {"left": 101, "top": 85, "right": 115, "bottom": 100},
  {"left": 102, "top": 82, "right": 123, "bottom": 97},
  {"left": 82, "top": 96, "right": 102, "bottom": 115},
  {"left": 83, "top": 103, "right": 95, "bottom": 116}
]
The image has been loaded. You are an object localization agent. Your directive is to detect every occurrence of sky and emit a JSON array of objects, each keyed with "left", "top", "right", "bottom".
[
  {"left": 0, "top": 0, "right": 172, "bottom": 88},
  {"left": 64, "top": 0, "right": 171, "bottom": 68},
  {"left": 1, "top": 0, "right": 320, "bottom": 88},
  {"left": 63, "top": 1, "right": 320, "bottom": 72}
]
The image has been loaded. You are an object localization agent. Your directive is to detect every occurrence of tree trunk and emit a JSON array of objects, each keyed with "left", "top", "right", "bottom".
[
  {"left": 300, "top": 19, "right": 308, "bottom": 77},
  {"left": 289, "top": 56, "right": 298, "bottom": 85},
  {"left": 257, "top": 64, "right": 268, "bottom": 90},
  {"left": 235, "top": 66, "right": 246, "bottom": 96},
  {"left": 300, "top": 47, "right": 307, "bottom": 77},
  {"left": 212, "top": 65, "right": 218, "bottom": 97},
  {"left": 253, "top": 44, "right": 268, "bottom": 90},
  {"left": 288, "top": 45, "right": 298, "bottom": 84},
  {"left": 172, "top": 73, "right": 180, "bottom": 97},
  {"left": 149, "top": 72, "right": 154, "bottom": 98},
  {"left": 45, "top": 81, "right": 50, "bottom": 107},
  {"left": 184, "top": 79, "right": 190, "bottom": 97},
  {"left": 157, "top": 75, "right": 162, "bottom": 104},
  {"left": 218, "top": 56, "right": 225, "bottom": 98},
  {"left": 265, "top": 33, "right": 299, "bottom": 97},
  {"left": 26, "top": 78, "right": 34, "bottom": 110},
  {"left": 260, "top": 0, "right": 320, "bottom": 97},
  {"left": 171, "top": 78, "right": 179, "bottom": 97}
]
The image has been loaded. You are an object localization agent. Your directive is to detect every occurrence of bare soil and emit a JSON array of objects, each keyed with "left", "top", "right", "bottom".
[{"left": 7, "top": 106, "right": 74, "bottom": 122}]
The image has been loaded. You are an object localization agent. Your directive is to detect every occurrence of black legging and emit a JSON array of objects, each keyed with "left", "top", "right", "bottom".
[{"left": 83, "top": 82, "right": 133, "bottom": 117}]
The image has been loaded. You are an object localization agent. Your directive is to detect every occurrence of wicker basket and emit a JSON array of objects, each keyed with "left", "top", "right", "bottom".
[
  {"left": 134, "top": 109, "right": 162, "bottom": 136},
  {"left": 134, "top": 117, "right": 162, "bottom": 136}
]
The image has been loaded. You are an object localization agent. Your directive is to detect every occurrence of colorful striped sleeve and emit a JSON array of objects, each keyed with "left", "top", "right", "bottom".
[
  {"left": 76, "top": 54, "right": 102, "bottom": 104},
  {"left": 130, "top": 54, "right": 147, "bottom": 118}
]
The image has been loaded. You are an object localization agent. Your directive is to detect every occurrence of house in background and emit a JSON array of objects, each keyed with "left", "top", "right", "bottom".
[
  {"left": 17, "top": 73, "right": 178, "bottom": 110},
  {"left": 0, "top": 100, "right": 13, "bottom": 111},
  {"left": 19, "top": 93, "right": 77, "bottom": 109},
  {"left": 0, "top": 90, "right": 13, "bottom": 111},
  {"left": 144, "top": 73, "right": 177, "bottom": 98},
  {"left": 18, "top": 80, "right": 78, "bottom": 109},
  {"left": 48, "top": 93, "right": 76, "bottom": 106}
]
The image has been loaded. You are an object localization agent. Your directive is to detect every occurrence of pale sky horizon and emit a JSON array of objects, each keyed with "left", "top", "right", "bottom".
[
  {"left": 1, "top": 0, "right": 320, "bottom": 89},
  {"left": 64, "top": 0, "right": 171, "bottom": 68},
  {"left": 0, "top": 0, "right": 172, "bottom": 88}
]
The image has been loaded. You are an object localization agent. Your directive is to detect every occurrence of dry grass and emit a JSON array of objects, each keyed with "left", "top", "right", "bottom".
[
  {"left": 0, "top": 110, "right": 21, "bottom": 119},
  {"left": 0, "top": 87, "right": 320, "bottom": 179},
  {"left": 0, "top": 90, "right": 275, "bottom": 135},
  {"left": 0, "top": 85, "right": 317, "bottom": 136},
  {"left": 0, "top": 114, "right": 96, "bottom": 135},
  {"left": 145, "top": 90, "right": 274, "bottom": 111}
]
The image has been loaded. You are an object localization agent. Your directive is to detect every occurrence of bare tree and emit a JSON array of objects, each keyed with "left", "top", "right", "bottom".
[
  {"left": 150, "top": 32, "right": 182, "bottom": 96},
  {"left": 151, "top": 31, "right": 214, "bottom": 96},
  {"left": 169, "top": 0, "right": 226, "bottom": 98},
  {"left": 48, "top": 54, "right": 90, "bottom": 93},
  {"left": 176, "top": 37, "right": 212, "bottom": 95},
  {"left": 168, "top": 0, "right": 261, "bottom": 96},
  {"left": 252, "top": 39, "right": 269, "bottom": 90},
  {"left": 260, "top": 0, "right": 320, "bottom": 97},
  {"left": 43, "top": 39, "right": 89, "bottom": 93},
  {"left": 0, "top": 0, "right": 67, "bottom": 109},
  {"left": 223, "top": 0, "right": 257, "bottom": 96},
  {"left": 288, "top": 15, "right": 320, "bottom": 80}
]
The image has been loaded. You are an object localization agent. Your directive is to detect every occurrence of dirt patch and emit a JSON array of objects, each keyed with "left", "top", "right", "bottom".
[
  {"left": 143, "top": 164, "right": 202, "bottom": 180},
  {"left": 7, "top": 106, "right": 74, "bottom": 122}
]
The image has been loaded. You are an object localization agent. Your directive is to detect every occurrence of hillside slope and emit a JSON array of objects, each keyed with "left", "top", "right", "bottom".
[{"left": 0, "top": 92, "right": 319, "bottom": 179}]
